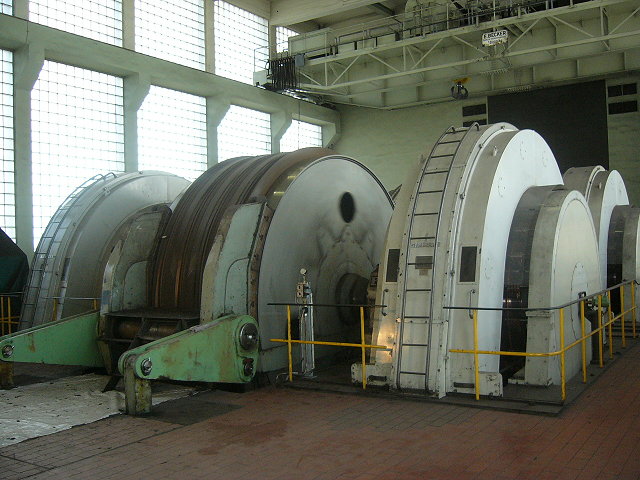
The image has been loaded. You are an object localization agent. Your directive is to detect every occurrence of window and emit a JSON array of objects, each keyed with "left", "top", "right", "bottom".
[
  {"left": 462, "top": 104, "right": 487, "bottom": 117},
  {"left": 214, "top": 1, "right": 268, "bottom": 84},
  {"left": 1, "top": 1, "right": 12, "bottom": 15},
  {"left": 218, "top": 105, "right": 271, "bottom": 161},
  {"left": 276, "top": 26, "right": 297, "bottom": 54},
  {"left": 0, "top": 50, "right": 14, "bottom": 240},
  {"left": 136, "top": 0, "right": 205, "bottom": 69},
  {"left": 138, "top": 86, "right": 207, "bottom": 181},
  {"left": 608, "top": 83, "right": 637, "bottom": 98},
  {"left": 29, "top": 0, "right": 123, "bottom": 46},
  {"left": 608, "top": 101, "right": 638, "bottom": 115},
  {"left": 280, "top": 120, "right": 323, "bottom": 152},
  {"left": 31, "top": 61, "right": 124, "bottom": 246}
]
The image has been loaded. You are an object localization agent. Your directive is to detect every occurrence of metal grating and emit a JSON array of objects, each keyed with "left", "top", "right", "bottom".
[
  {"left": 280, "top": 120, "right": 322, "bottom": 152},
  {"left": 214, "top": 0, "right": 268, "bottom": 84},
  {"left": 0, "top": 49, "right": 14, "bottom": 241},
  {"left": 31, "top": 61, "right": 124, "bottom": 247},
  {"left": 29, "top": 0, "right": 122, "bottom": 46},
  {"left": 217, "top": 105, "right": 271, "bottom": 161},
  {"left": 138, "top": 85, "right": 207, "bottom": 181},
  {"left": 136, "top": 0, "right": 205, "bottom": 69}
]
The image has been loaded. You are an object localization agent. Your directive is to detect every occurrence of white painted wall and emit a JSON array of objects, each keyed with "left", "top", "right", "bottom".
[
  {"left": 607, "top": 75, "right": 640, "bottom": 206},
  {"left": 333, "top": 100, "right": 472, "bottom": 190},
  {"left": 335, "top": 81, "right": 640, "bottom": 207}
]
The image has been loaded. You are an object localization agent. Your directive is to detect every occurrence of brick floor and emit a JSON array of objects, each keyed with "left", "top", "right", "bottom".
[{"left": 2, "top": 344, "right": 640, "bottom": 480}]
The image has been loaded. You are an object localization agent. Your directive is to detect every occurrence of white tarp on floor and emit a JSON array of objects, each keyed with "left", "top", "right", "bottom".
[{"left": 0, "top": 374, "right": 192, "bottom": 447}]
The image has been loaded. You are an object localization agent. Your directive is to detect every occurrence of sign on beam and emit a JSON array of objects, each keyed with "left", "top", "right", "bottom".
[{"left": 482, "top": 30, "right": 508, "bottom": 46}]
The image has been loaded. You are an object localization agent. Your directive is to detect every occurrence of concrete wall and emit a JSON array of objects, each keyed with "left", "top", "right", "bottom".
[
  {"left": 607, "top": 75, "right": 640, "bottom": 206},
  {"left": 335, "top": 78, "right": 640, "bottom": 205},
  {"left": 333, "top": 100, "right": 471, "bottom": 190}
]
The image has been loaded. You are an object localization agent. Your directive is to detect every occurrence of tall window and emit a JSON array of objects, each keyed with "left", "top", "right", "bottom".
[
  {"left": 276, "top": 26, "right": 297, "bottom": 53},
  {"left": 29, "top": 0, "right": 123, "bottom": 46},
  {"left": 218, "top": 105, "right": 271, "bottom": 161},
  {"left": 1, "top": 0, "right": 12, "bottom": 15},
  {"left": 214, "top": 1, "right": 268, "bottom": 84},
  {"left": 280, "top": 120, "right": 323, "bottom": 152},
  {"left": 31, "top": 61, "right": 124, "bottom": 246},
  {"left": 136, "top": 0, "right": 205, "bottom": 69},
  {"left": 138, "top": 86, "right": 207, "bottom": 181},
  {"left": 0, "top": 50, "right": 14, "bottom": 240}
]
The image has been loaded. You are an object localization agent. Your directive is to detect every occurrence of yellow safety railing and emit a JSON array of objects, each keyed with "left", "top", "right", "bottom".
[
  {"left": 448, "top": 280, "right": 637, "bottom": 402},
  {"left": 0, "top": 293, "right": 21, "bottom": 336},
  {"left": 268, "top": 303, "right": 388, "bottom": 389},
  {"left": 50, "top": 296, "right": 99, "bottom": 321}
]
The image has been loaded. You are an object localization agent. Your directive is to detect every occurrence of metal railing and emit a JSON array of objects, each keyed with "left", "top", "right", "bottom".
[
  {"left": 447, "top": 280, "right": 637, "bottom": 401},
  {"left": 50, "top": 296, "right": 100, "bottom": 322},
  {"left": 269, "top": 303, "right": 388, "bottom": 389},
  {"left": 281, "top": 0, "right": 561, "bottom": 61},
  {"left": 0, "top": 293, "right": 22, "bottom": 336},
  {"left": 0, "top": 295, "right": 100, "bottom": 336}
]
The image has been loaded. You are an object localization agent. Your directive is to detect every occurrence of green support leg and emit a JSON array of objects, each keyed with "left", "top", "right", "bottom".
[
  {"left": 118, "top": 314, "right": 259, "bottom": 415},
  {"left": 123, "top": 356, "right": 151, "bottom": 415},
  {"left": 0, "top": 362, "right": 13, "bottom": 389}
]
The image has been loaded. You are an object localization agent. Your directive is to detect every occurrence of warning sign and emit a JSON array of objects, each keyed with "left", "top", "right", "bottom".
[{"left": 482, "top": 30, "right": 508, "bottom": 46}]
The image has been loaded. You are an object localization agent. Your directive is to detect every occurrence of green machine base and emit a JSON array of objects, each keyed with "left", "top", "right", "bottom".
[{"left": 118, "top": 314, "right": 259, "bottom": 415}]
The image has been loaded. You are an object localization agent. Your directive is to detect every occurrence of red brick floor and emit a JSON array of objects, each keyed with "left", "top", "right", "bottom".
[{"left": 2, "top": 343, "right": 640, "bottom": 480}]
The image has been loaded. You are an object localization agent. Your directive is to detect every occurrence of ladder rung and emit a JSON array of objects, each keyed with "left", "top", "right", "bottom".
[
  {"left": 399, "top": 371, "right": 427, "bottom": 376},
  {"left": 413, "top": 212, "right": 438, "bottom": 216},
  {"left": 409, "top": 236, "right": 435, "bottom": 240},
  {"left": 418, "top": 189, "right": 444, "bottom": 194},
  {"left": 401, "top": 343, "right": 430, "bottom": 347},
  {"left": 437, "top": 139, "right": 463, "bottom": 145},
  {"left": 405, "top": 288, "right": 431, "bottom": 292},
  {"left": 423, "top": 169, "right": 450, "bottom": 174},
  {"left": 403, "top": 315, "right": 430, "bottom": 319}
]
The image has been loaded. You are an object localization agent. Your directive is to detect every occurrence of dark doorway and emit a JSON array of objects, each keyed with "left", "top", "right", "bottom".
[{"left": 488, "top": 81, "right": 608, "bottom": 172}]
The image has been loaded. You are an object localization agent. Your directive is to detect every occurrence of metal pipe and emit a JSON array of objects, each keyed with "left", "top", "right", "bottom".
[
  {"left": 473, "top": 309, "right": 480, "bottom": 400},
  {"left": 287, "top": 305, "right": 293, "bottom": 382},
  {"left": 597, "top": 295, "right": 603, "bottom": 368},
  {"left": 632, "top": 284, "right": 637, "bottom": 338},
  {"left": 360, "top": 306, "right": 367, "bottom": 390},
  {"left": 560, "top": 308, "right": 566, "bottom": 401},
  {"left": 580, "top": 299, "right": 586, "bottom": 383},
  {"left": 620, "top": 285, "right": 626, "bottom": 347},
  {"left": 608, "top": 290, "right": 614, "bottom": 359}
]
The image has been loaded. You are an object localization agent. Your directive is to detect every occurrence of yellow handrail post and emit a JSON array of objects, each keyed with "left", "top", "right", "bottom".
[
  {"left": 620, "top": 285, "right": 626, "bottom": 348},
  {"left": 473, "top": 309, "right": 480, "bottom": 401},
  {"left": 608, "top": 290, "right": 614, "bottom": 360},
  {"left": 360, "top": 306, "right": 367, "bottom": 390},
  {"left": 580, "top": 299, "right": 586, "bottom": 383},
  {"left": 53, "top": 298, "right": 57, "bottom": 322},
  {"left": 560, "top": 308, "right": 566, "bottom": 401},
  {"left": 632, "top": 282, "right": 637, "bottom": 338},
  {"left": 93, "top": 298, "right": 98, "bottom": 310},
  {"left": 286, "top": 305, "right": 293, "bottom": 382},
  {"left": 597, "top": 295, "right": 603, "bottom": 368},
  {"left": 0, "top": 296, "right": 5, "bottom": 336}
]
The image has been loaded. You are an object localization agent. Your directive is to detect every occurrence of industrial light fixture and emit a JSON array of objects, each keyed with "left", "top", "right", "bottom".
[{"left": 451, "top": 77, "right": 469, "bottom": 100}]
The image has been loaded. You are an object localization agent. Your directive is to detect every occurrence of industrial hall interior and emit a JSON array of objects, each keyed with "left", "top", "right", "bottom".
[{"left": 0, "top": 0, "right": 640, "bottom": 478}]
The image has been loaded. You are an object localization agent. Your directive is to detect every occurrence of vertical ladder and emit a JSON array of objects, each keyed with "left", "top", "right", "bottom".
[
  {"left": 21, "top": 174, "right": 115, "bottom": 328},
  {"left": 395, "top": 125, "right": 477, "bottom": 391}
]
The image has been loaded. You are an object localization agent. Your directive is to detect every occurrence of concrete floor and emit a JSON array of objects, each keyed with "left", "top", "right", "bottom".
[{"left": 2, "top": 342, "right": 640, "bottom": 480}]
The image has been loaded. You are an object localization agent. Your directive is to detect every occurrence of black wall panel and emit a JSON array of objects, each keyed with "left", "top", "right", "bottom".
[{"left": 488, "top": 81, "right": 608, "bottom": 172}]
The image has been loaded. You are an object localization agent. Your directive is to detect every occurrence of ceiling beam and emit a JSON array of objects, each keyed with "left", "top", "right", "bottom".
[{"left": 270, "top": 0, "right": 387, "bottom": 26}]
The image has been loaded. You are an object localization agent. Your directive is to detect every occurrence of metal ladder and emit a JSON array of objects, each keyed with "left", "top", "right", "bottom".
[
  {"left": 395, "top": 125, "right": 476, "bottom": 391},
  {"left": 21, "top": 174, "right": 114, "bottom": 328}
]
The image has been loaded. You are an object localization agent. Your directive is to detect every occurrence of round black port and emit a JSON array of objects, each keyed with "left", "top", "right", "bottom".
[{"left": 340, "top": 192, "right": 356, "bottom": 223}]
